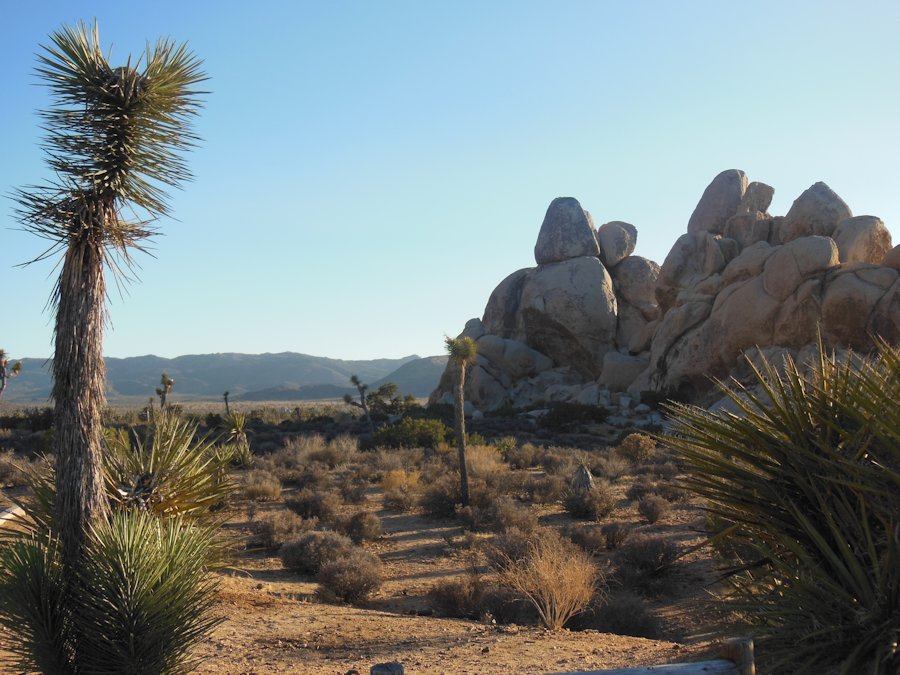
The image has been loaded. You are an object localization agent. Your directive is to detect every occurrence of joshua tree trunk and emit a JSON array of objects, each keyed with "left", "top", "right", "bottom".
[
  {"left": 224, "top": 391, "right": 230, "bottom": 415},
  {"left": 53, "top": 232, "right": 110, "bottom": 570},
  {"left": 453, "top": 361, "right": 470, "bottom": 507}
]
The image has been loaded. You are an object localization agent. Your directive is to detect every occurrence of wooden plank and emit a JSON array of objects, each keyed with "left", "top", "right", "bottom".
[{"left": 544, "top": 659, "right": 737, "bottom": 675}]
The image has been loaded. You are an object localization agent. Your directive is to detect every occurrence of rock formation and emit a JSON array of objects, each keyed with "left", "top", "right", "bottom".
[{"left": 430, "top": 170, "right": 898, "bottom": 414}]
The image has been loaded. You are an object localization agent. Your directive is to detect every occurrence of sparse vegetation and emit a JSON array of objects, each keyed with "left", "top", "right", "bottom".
[{"left": 316, "top": 549, "right": 382, "bottom": 604}]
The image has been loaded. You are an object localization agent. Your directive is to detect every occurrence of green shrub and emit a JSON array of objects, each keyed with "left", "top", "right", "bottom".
[
  {"left": 316, "top": 549, "right": 382, "bottom": 603},
  {"left": 564, "top": 484, "right": 616, "bottom": 521},
  {"left": 540, "top": 402, "right": 608, "bottom": 432},
  {"left": 663, "top": 339, "right": 900, "bottom": 673},
  {"left": 371, "top": 417, "right": 448, "bottom": 450},
  {"left": 279, "top": 531, "right": 354, "bottom": 575}
]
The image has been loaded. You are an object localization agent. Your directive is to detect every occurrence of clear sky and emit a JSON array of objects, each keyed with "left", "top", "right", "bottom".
[{"left": 2, "top": 1, "right": 898, "bottom": 361}]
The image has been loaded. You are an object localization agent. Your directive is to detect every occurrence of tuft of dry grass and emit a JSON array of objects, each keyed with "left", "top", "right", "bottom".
[
  {"left": 493, "top": 527, "right": 601, "bottom": 630},
  {"left": 243, "top": 470, "right": 282, "bottom": 501},
  {"left": 381, "top": 469, "right": 421, "bottom": 511}
]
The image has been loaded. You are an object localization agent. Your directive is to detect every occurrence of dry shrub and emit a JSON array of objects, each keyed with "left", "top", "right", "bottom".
[
  {"left": 250, "top": 512, "right": 317, "bottom": 550},
  {"left": 0, "top": 451, "right": 28, "bottom": 487},
  {"left": 485, "top": 527, "right": 534, "bottom": 571},
  {"left": 316, "top": 549, "right": 382, "bottom": 603},
  {"left": 567, "top": 524, "right": 607, "bottom": 556},
  {"left": 638, "top": 495, "right": 670, "bottom": 524},
  {"left": 505, "top": 442, "right": 541, "bottom": 470},
  {"left": 340, "top": 511, "right": 382, "bottom": 543},
  {"left": 429, "top": 572, "right": 486, "bottom": 619},
  {"left": 655, "top": 481, "right": 689, "bottom": 503},
  {"left": 541, "top": 447, "right": 577, "bottom": 476},
  {"left": 279, "top": 530, "right": 353, "bottom": 575},
  {"left": 381, "top": 469, "right": 420, "bottom": 511},
  {"left": 564, "top": 484, "right": 616, "bottom": 521},
  {"left": 284, "top": 488, "right": 342, "bottom": 523},
  {"left": 523, "top": 474, "right": 566, "bottom": 505},
  {"left": 615, "top": 535, "right": 679, "bottom": 593},
  {"left": 242, "top": 470, "right": 282, "bottom": 501},
  {"left": 591, "top": 451, "right": 630, "bottom": 482},
  {"left": 643, "top": 461, "right": 679, "bottom": 480},
  {"left": 625, "top": 475, "right": 657, "bottom": 502},
  {"left": 568, "top": 590, "right": 662, "bottom": 638},
  {"left": 617, "top": 433, "right": 657, "bottom": 464},
  {"left": 336, "top": 473, "right": 368, "bottom": 504},
  {"left": 601, "top": 522, "right": 632, "bottom": 550},
  {"left": 457, "top": 495, "right": 537, "bottom": 534},
  {"left": 373, "top": 447, "right": 424, "bottom": 475},
  {"left": 493, "top": 528, "right": 600, "bottom": 630}
]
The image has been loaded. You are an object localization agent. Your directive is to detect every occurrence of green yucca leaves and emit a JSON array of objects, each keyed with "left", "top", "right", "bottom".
[{"left": 663, "top": 338, "right": 900, "bottom": 674}]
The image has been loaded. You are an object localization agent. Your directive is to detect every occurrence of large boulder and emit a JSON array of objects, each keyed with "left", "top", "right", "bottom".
[
  {"left": 534, "top": 197, "right": 600, "bottom": 264},
  {"left": 599, "top": 352, "right": 649, "bottom": 392},
  {"left": 779, "top": 182, "right": 852, "bottom": 243},
  {"left": 483, "top": 268, "right": 530, "bottom": 338},
  {"left": 611, "top": 255, "right": 660, "bottom": 307},
  {"left": 884, "top": 245, "right": 900, "bottom": 271},
  {"left": 736, "top": 181, "right": 774, "bottom": 215},
  {"left": 518, "top": 256, "right": 618, "bottom": 376},
  {"left": 597, "top": 221, "right": 637, "bottom": 268},
  {"left": 832, "top": 216, "right": 892, "bottom": 264},
  {"left": 656, "top": 232, "right": 733, "bottom": 312},
  {"left": 687, "top": 169, "right": 748, "bottom": 235},
  {"left": 761, "top": 236, "right": 839, "bottom": 301},
  {"left": 723, "top": 211, "right": 772, "bottom": 250}
]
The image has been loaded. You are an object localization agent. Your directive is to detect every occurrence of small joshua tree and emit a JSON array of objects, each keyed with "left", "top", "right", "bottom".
[
  {"left": 0, "top": 350, "right": 22, "bottom": 402},
  {"left": 343, "top": 374, "right": 375, "bottom": 433},
  {"left": 445, "top": 335, "right": 477, "bottom": 507},
  {"left": 223, "top": 390, "right": 230, "bottom": 415},
  {"left": 156, "top": 372, "right": 174, "bottom": 409}
]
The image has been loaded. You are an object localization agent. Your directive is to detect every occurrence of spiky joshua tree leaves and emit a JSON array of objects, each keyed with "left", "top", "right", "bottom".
[
  {"left": 445, "top": 335, "right": 477, "bottom": 507},
  {"left": 14, "top": 22, "right": 206, "bottom": 573},
  {"left": 344, "top": 374, "right": 375, "bottom": 433}
]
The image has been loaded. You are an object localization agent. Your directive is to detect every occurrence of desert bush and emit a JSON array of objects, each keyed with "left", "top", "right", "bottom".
[
  {"left": 591, "top": 451, "right": 631, "bottom": 482},
  {"left": 484, "top": 527, "right": 535, "bottom": 571},
  {"left": 371, "top": 417, "right": 448, "bottom": 450},
  {"left": 601, "top": 522, "right": 632, "bottom": 550},
  {"left": 0, "top": 451, "right": 28, "bottom": 487},
  {"left": 615, "top": 535, "right": 679, "bottom": 593},
  {"left": 420, "top": 473, "right": 494, "bottom": 519},
  {"left": 492, "top": 528, "right": 600, "bottom": 630},
  {"left": 316, "top": 549, "right": 382, "bottom": 603},
  {"left": 459, "top": 444, "right": 508, "bottom": 485},
  {"left": 625, "top": 475, "right": 656, "bottom": 502},
  {"left": 457, "top": 495, "right": 537, "bottom": 534},
  {"left": 504, "top": 441, "right": 541, "bottom": 469},
  {"left": 283, "top": 488, "right": 342, "bottom": 523},
  {"left": 335, "top": 473, "right": 368, "bottom": 504},
  {"left": 540, "top": 402, "right": 608, "bottom": 431},
  {"left": 522, "top": 473, "right": 566, "bottom": 504},
  {"left": 429, "top": 571, "right": 487, "bottom": 619},
  {"left": 279, "top": 530, "right": 354, "bottom": 575},
  {"left": 381, "top": 469, "right": 421, "bottom": 511},
  {"left": 664, "top": 339, "right": 900, "bottom": 673},
  {"left": 568, "top": 590, "right": 662, "bottom": 638},
  {"left": 340, "top": 511, "right": 382, "bottom": 543},
  {"left": 643, "top": 460, "right": 678, "bottom": 480},
  {"left": 638, "top": 495, "right": 670, "bottom": 524},
  {"left": 654, "top": 481, "right": 689, "bottom": 503},
  {"left": 566, "top": 524, "right": 607, "bottom": 557},
  {"left": 564, "top": 484, "right": 616, "bottom": 521},
  {"left": 242, "top": 470, "right": 282, "bottom": 502},
  {"left": 617, "top": 433, "right": 657, "bottom": 464},
  {"left": 540, "top": 447, "right": 577, "bottom": 476},
  {"left": 249, "top": 512, "right": 317, "bottom": 551},
  {"left": 493, "top": 435, "right": 518, "bottom": 457},
  {"left": 284, "top": 433, "right": 357, "bottom": 468}
]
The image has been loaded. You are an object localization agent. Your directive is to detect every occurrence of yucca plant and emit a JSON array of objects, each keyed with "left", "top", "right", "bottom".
[
  {"left": 0, "top": 512, "right": 221, "bottom": 674},
  {"left": 662, "top": 338, "right": 900, "bottom": 674},
  {"left": 221, "top": 411, "right": 253, "bottom": 468},
  {"left": 104, "top": 411, "right": 235, "bottom": 519},
  {"left": 445, "top": 335, "right": 478, "bottom": 507}
]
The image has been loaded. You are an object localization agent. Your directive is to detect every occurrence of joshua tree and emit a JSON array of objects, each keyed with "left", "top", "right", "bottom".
[
  {"left": 223, "top": 390, "right": 230, "bottom": 415},
  {"left": 445, "top": 335, "right": 477, "bottom": 507},
  {"left": 14, "top": 22, "right": 205, "bottom": 571},
  {"left": 156, "top": 372, "right": 175, "bottom": 408},
  {"left": 0, "top": 350, "right": 22, "bottom": 402},
  {"left": 343, "top": 374, "right": 375, "bottom": 433}
]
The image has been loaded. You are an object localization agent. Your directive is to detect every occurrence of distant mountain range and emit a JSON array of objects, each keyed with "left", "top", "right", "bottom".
[{"left": 3, "top": 352, "right": 448, "bottom": 404}]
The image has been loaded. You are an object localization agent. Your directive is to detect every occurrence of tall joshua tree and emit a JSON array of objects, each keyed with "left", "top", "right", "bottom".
[
  {"left": 445, "top": 336, "right": 477, "bottom": 507},
  {"left": 156, "top": 371, "right": 175, "bottom": 408},
  {"left": 14, "top": 22, "right": 205, "bottom": 570},
  {"left": 0, "top": 350, "right": 23, "bottom": 402},
  {"left": 344, "top": 374, "right": 375, "bottom": 433}
]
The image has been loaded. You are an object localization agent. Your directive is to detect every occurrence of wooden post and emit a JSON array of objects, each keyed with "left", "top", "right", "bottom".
[{"left": 719, "top": 637, "right": 754, "bottom": 675}]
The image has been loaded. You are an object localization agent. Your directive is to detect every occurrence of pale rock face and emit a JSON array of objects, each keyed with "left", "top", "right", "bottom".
[
  {"left": 721, "top": 242, "right": 775, "bottom": 285},
  {"left": 723, "top": 211, "right": 772, "bottom": 250},
  {"left": 482, "top": 268, "right": 530, "bottom": 338},
  {"left": 597, "top": 221, "right": 637, "bottom": 268},
  {"left": 822, "top": 266, "right": 900, "bottom": 347},
  {"left": 884, "top": 245, "right": 900, "bottom": 270},
  {"left": 687, "top": 169, "right": 748, "bottom": 234},
  {"left": 736, "top": 181, "right": 774, "bottom": 215},
  {"left": 656, "top": 232, "right": 729, "bottom": 312},
  {"left": 832, "top": 216, "right": 893, "bottom": 264},
  {"left": 611, "top": 256, "right": 660, "bottom": 307},
  {"left": 762, "top": 236, "right": 840, "bottom": 301},
  {"left": 534, "top": 197, "right": 600, "bottom": 264},
  {"left": 780, "top": 182, "right": 852, "bottom": 243},
  {"left": 519, "top": 256, "right": 618, "bottom": 376},
  {"left": 599, "top": 352, "right": 649, "bottom": 392}
]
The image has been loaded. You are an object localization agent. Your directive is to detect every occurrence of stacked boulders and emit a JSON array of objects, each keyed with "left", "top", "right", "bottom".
[{"left": 430, "top": 170, "right": 899, "bottom": 414}]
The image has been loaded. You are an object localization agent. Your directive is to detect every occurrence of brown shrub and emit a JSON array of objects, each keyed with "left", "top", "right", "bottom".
[
  {"left": 284, "top": 488, "right": 342, "bottom": 523},
  {"left": 601, "top": 522, "right": 632, "bottom": 550},
  {"left": 316, "top": 549, "right": 382, "bottom": 603},
  {"left": 615, "top": 535, "right": 680, "bottom": 594},
  {"left": 429, "top": 572, "right": 486, "bottom": 619},
  {"left": 564, "top": 484, "right": 616, "bottom": 521},
  {"left": 381, "top": 469, "right": 420, "bottom": 511},
  {"left": 523, "top": 474, "right": 566, "bottom": 505},
  {"left": 505, "top": 442, "right": 541, "bottom": 470},
  {"left": 249, "top": 511, "right": 317, "bottom": 551},
  {"left": 638, "top": 495, "right": 670, "bottom": 524},
  {"left": 340, "top": 511, "right": 382, "bottom": 543},
  {"left": 493, "top": 528, "right": 600, "bottom": 630},
  {"left": 591, "top": 451, "right": 630, "bottom": 482},
  {"left": 243, "top": 470, "right": 282, "bottom": 501},
  {"left": 625, "top": 475, "right": 657, "bottom": 502},
  {"left": 567, "top": 524, "right": 607, "bottom": 557},
  {"left": 568, "top": 590, "right": 662, "bottom": 638},
  {"left": 617, "top": 433, "right": 657, "bottom": 464},
  {"left": 279, "top": 530, "right": 353, "bottom": 575}
]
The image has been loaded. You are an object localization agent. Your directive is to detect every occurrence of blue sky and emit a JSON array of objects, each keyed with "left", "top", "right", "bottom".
[{"left": 2, "top": 1, "right": 898, "bottom": 361}]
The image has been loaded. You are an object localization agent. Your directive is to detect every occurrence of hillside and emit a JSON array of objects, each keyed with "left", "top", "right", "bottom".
[{"left": 4, "top": 352, "right": 435, "bottom": 403}]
